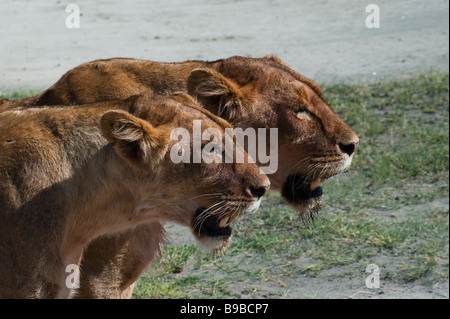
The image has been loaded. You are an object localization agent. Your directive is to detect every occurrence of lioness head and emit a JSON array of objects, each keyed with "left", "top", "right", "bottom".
[
  {"left": 101, "top": 94, "right": 270, "bottom": 251},
  {"left": 187, "top": 56, "right": 359, "bottom": 219}
]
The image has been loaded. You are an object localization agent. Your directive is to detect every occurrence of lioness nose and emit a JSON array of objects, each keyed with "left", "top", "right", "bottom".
[
  {"left": 338, "top": 141, "right": 359, "bottom": 156},
  {"left": 249, "top": 184, "right": 270, "bottom": 199}
]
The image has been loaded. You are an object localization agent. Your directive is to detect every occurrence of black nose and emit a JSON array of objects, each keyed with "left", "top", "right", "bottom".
[
  {"left": 338, "top": 142, "right": 358, "bottom": 156},
  {"left": 249, "top": 185, "right": 270, "bottom": 199}
]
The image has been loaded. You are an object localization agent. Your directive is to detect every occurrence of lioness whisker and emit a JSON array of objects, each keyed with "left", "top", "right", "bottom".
[
  {"left": 306, "top": 162, "right": 324, "bottom": 180},
  {"left": 318, "top": 163, "right": 330, "bottom": 180},
  {"left": 232, "top": 201, "right": 243, "bottom": 220},
  {"left": 289, "top": 156, "right": 312, "bottom": 173},
  {"left": 217, "top": 201, "right": 238, "bottom": 221},
  {"left": 193, "top": 200, "right": 226, "bottom": 231},
  {"left": 191, "top": 193, "right": 225, "bottom": 200},
  {"left": 175, "top": 193, "right": 225, "bottom": 208},
  {"left": 280, "top": 156, "right": 312, "bottom": 177},
  {"left": 195, "top": 203, "right": 228, "bottom": 235}
]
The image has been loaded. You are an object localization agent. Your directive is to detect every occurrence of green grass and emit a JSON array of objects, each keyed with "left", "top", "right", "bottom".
[
  {"left": 132, "top": 71, "right": 449, "bottom": 298},
  {"left": 0, "top": 90, "right": 40, "bottom": 100}
]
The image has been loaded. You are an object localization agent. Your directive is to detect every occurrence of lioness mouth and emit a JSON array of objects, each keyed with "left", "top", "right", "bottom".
[
  {"left": 282, "top": 175, "right": 324, "bottom": 204},
  {"left": 192, "top": 208, "right": 233, "bottom": 238}
]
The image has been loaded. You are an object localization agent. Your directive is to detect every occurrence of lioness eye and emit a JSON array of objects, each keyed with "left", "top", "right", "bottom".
[
  {"left": 295, "top": 108, "right": 312, "bottom": 118},
  {"left": 295, "top": 105, "right": 311, "bottom": 113}
]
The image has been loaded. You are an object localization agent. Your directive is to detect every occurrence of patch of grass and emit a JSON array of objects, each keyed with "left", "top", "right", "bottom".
[
  {"left": 0, "top": 90, "right": 41, "bottom": 100},
  {"left": 132, "top": 71, "right": 449, "bottom": 298},
  {"left": 133, "top": 245, "right": 201, "bottom": 299},
  {"left": 325, "top": 71, "right": 449, "bottom": 187}
]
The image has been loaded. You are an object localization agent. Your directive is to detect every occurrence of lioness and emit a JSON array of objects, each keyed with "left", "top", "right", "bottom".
[
  {"left": 0, "top": 93, "right": 269, "bottom": 298},
  {"left": 1, "top": 55, "right": 359, "bottom": 298}
]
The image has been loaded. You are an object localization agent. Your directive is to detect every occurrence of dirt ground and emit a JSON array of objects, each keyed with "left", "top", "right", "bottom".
[
  {"left": 164, "top": 197, "right": 449, "bottom": 299},
  {"left": 0, "top": 0, "right": 448, "bottom": 299},
  {"left": 0, "top": 0, "right": 448, "bottom": 91}
]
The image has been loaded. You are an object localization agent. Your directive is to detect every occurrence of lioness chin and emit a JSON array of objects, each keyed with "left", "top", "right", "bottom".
[
  {"left": 0, "top": 93, "right": 269, "bottom": 298},
  {"left": 1, "top": 55, "right": 359, "bottom": 298}
]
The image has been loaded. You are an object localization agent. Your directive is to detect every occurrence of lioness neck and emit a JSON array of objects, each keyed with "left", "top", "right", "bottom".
[{"left": 0, "top": 105, "right": 161, "bottom": 298}]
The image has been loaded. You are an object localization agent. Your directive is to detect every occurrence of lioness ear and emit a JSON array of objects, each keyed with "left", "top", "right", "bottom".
[
  {"left": 170, "top": 91, "right": 199, "bottom": 107},
  {"left": 187, "top": 68, "right": 243, "bottom": 118},
  {"left": 100, "top": 110, "right": 169, "bottom": 167}
]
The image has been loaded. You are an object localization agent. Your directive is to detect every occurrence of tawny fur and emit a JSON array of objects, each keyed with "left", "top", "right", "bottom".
[
  {"left": 1, "top": 55, "right": 358, "bottom": 298},
  {"left": 0, "top": 93, "right": 268, "bottom": 298}
]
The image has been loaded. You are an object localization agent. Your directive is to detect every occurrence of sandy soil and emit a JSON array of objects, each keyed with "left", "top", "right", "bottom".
[
  {"left": 0, "top": 0, "right": 448, "bottom": 92},
  {"left": 0, "top": 0, "right": 448, "bottom": 299},
  {"left": 164, "top": 197, "right": 449, "bottom": 299}
]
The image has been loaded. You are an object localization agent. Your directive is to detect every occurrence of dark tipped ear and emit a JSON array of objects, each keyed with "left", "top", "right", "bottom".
[
  {"left": 123, "top": 92, "right": 158, "bottom": 117},
  {"left": 187, "top": 68, "right": 243, "bottom": 118},
  {"left": 100, "top": 110, "right": 169, "bottom": 167},
  {"left": 264, "top": 55, "right": 284, "bottom": 64},
  {"left": 263, "top": 55, "right": 322, "bottom": 97}
]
